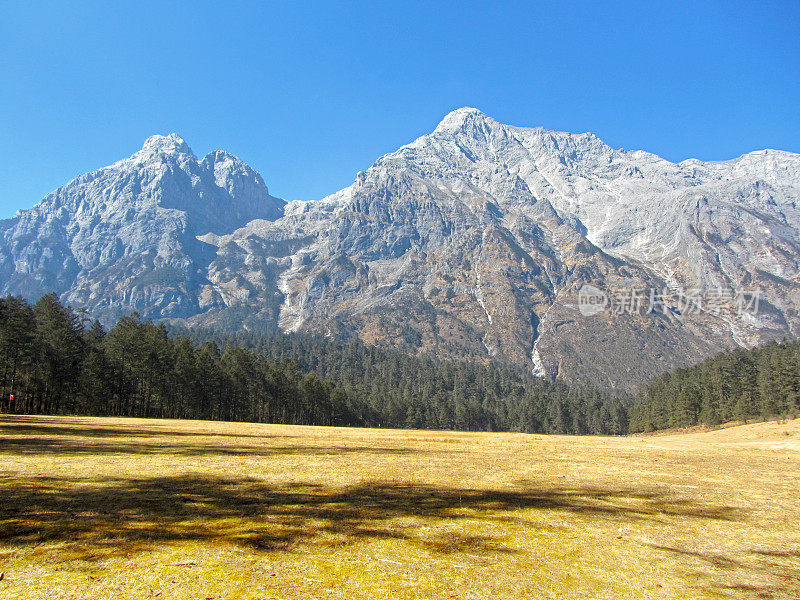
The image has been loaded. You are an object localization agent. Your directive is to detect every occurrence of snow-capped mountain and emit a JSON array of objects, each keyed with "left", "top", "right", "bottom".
[
  {"left": 2, "top": 109, "right": 799, "bottom": 390},
  {"left": 0, "top": 134, "right": 284, "bottom": 321}
]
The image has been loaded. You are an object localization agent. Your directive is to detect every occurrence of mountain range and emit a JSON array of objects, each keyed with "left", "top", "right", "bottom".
[{"left": 3, "top": 108, "right": 799, "bottom": 391}]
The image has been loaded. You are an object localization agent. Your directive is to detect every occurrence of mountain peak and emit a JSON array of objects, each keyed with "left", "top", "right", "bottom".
[
  {"left": 138, "top": 133, "right": 194, "bottom": 158},
  {"left": 434, "top": 106, "right": 494, "bottom": 133}
]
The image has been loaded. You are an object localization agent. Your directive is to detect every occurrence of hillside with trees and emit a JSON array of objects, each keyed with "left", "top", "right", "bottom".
[
  {"left": 0, "top": 294, "right": 630, "bottom": 435},
  {"left": 7, "top": 293, "right": 800, "bottom": 437},
  {"left": 629, "top": 340, "right": 800, "bottom": 432}
]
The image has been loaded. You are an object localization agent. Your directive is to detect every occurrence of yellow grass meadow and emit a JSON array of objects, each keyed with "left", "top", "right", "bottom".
[{"left": 0, "top": 415, "right": 798, "bottom": 599}]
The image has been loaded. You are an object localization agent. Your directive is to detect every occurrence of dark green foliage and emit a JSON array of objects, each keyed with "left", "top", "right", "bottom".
[
  {"left": 0, "top": 294, "right": 632, "bottom": 435},
  {"left": 629, "top": 341, "right": 800, "bottom": 432},
  {"left": 179, "top": 327, "right": 632, "bottom": 435}
]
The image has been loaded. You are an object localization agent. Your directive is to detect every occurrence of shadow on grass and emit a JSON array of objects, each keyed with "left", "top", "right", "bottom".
[
  {"left": 0, "top": 417, "right": 793, "bottom": 597},
  {"left": 646, "top": 544, "right": 743, "bottom": 569},
  {"left": 0, "top": 416, "right": 431, "bottom": 457},
  {"left": 0, "top": 415, "right": 302, "bottom": 440},
  {"left": 0, "top": 435, "right": 431, "bottom": 457},
  {"left": 0, "top": 473, "right": 743, "bottom": 562},
  {"left": 646, "top": 543, "right": 800, "bottom": 599}
]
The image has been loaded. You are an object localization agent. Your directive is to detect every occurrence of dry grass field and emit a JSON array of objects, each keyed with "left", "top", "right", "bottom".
[{"left": 0, "top": 415, "right": 798, "bottom": 599}]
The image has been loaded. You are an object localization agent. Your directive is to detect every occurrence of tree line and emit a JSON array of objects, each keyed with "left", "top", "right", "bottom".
[
  {"left": 180, "top": 327, "right": 631, "bottom": 434},
  {"left": 0, "top": 294, "right": 350, "bottom": 425},
  {"left": 629, "top": 339, "right": 800, "bottom": 432},
  {"left": 0, "top": 294, "right": 631, "bottom": 434}
]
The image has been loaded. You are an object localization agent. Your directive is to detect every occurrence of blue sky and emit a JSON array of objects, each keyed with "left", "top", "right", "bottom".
[{"left": 1, "top": 1, "right": 798, "bottom": 218}]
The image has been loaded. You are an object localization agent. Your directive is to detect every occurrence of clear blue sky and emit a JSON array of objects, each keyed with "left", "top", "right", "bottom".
[{"left": 1, "top": 1, "right": 798, "bottom": 218}]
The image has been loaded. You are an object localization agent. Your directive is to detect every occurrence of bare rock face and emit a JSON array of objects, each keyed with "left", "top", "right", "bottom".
[
  {"left": 2, "top": 111, "right": 799, "bottom": 391},
  {"left": 0, "top": 134, "right": 284, "bottom": 322}
]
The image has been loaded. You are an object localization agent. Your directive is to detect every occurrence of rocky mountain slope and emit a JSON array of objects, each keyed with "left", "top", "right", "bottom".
[
  {"left": 0, "top": 134, "right": 284, "bottom": 322},
  {"left": 3, "top": 109, "right": 799, "bottom": 391}
]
